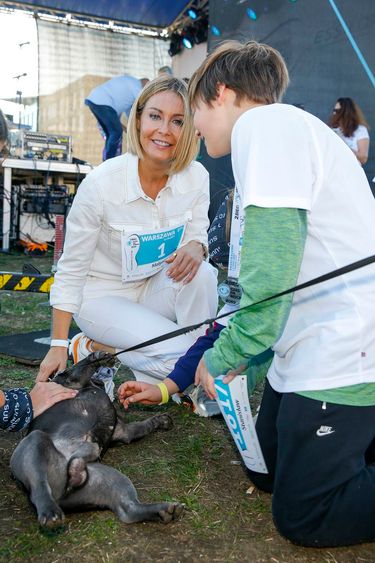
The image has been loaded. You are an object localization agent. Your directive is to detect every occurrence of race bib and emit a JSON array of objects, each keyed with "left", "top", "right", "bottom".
[{"left": 121, "top": 224, "right": 186, "bottom": 282}]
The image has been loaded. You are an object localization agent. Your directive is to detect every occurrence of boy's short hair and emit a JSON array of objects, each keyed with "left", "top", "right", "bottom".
[
  {"left": 189, "top": 40, "right": 289, "bottom": 107},
  {"left": 127, "top": 75, "right": 199, "bottom": 175}
]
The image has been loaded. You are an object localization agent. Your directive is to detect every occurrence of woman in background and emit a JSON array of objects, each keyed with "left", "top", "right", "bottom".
[{"left": 329, "top": 97, "right": 370, "bottom": 165}]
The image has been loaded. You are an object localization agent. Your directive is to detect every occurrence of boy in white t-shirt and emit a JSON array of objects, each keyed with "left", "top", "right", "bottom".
[{"left": 189, "top": 41, "right": 375, "bottom": 547}]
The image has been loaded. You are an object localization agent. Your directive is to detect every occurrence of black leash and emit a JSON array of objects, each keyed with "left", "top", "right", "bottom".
[{"left": 76, "top": 254, "right": 375, "bottom": 369}]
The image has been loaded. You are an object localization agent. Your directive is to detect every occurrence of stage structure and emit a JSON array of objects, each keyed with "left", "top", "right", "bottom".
[
  {"left": 1, "top": 0, "right": 204, "bottom": 32},
  {"left": 1, "top": 1, "right": 209, "bottom": 165},
  {"left": 205, "top": 0, "right": 374, "bottom": 196}
]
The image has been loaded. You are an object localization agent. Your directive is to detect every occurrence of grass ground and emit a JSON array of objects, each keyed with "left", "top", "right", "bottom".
[{"left": 0, "top": 249, "right": 374, "bottom": 562}]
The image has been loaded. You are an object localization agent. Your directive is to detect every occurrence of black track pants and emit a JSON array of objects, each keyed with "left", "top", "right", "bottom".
[{"left": 247, "top": 379, "right": 375, "bottom": 547}]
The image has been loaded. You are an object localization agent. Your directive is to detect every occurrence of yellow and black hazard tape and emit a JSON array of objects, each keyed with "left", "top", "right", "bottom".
[{"left": 0, "top": 272, "right": 54, "bottom": 293}]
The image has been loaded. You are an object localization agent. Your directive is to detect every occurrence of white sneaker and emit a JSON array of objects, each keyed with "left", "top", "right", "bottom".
[{"left": 69, "top": 332, "right": 94, "bottom": 364}]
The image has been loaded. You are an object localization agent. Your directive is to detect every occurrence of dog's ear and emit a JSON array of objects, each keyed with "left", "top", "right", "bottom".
[
  {"left": 75, "top": 351, "right": 116, "bottom": 369},
  {"left": 52, "top": 352, "right": 116, "bottom": 390},
  {"left": 52, "top": 361, "right": 92, "bottom": 390},
  {"left": 51, "top": 367, "right": 73, "bottom": 385}
]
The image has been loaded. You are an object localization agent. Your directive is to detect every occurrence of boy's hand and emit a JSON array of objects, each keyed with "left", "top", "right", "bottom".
[{"left": 194, "top": 358, "right": 217, "bottom": 400}]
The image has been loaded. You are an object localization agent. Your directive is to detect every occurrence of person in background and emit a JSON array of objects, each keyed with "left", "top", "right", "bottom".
[
  {"left": 158, "top": 66, "right": 173, "bottom": 77},
  {"left": 37, "top": 76, "right": 217, "bottom": 388},
  {"left": 188, "top": 40, "right": 375, "bottom": 548},
  {"left": 0, "top": 108, "right": 78, "bottom": 431},
  {"left": 329, "top": 97, "right": 370, "bottom": 165},
  {"left": 85, "top": 75, "right": 149, "bottom": 160}
]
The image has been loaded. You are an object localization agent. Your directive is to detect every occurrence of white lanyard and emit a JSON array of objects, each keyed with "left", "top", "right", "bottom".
[
  {"left": 228, "top": 186, "right": 244, "bottom": 279},
  {"left": 218, "top": 186, "right": 244, "bottom": 306}
]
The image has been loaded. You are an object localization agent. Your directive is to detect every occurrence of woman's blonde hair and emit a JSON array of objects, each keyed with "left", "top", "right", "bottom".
[
  {"left": 127, "top": 76, "right": 199, "bottom": 175},
  {"left": 189, "top": 40, "right": 289, "bottom": 108}
]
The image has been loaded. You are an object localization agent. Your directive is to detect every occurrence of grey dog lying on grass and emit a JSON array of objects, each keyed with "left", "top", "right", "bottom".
[{"left": 10, "top": 351, "right": 184, "bottom": 529}]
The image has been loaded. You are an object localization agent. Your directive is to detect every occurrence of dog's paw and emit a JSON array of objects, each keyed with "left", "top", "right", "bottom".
[
  {"left": 38, "top": 504, "right": 65, "bottom": 529},
  {"left": 158, "top": 502, "right": 185, "bottom": 524},
  {"left": 155, "top": 413, "right": 173, "bottom": 431}
]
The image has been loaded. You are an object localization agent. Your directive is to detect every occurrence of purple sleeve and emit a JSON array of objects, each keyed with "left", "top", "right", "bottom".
[{"left": 168, "top": 323, "right": 224, "bottom": 392}]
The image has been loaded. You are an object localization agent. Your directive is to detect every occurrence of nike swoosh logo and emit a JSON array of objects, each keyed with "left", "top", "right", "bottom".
[{"left": 316, "top": 429, "right": 335, "bottom": 437}]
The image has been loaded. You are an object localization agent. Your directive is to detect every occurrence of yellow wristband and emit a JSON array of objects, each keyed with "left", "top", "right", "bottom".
[{"left": 157, "top": 382, "right": 169, "bottom": 405}]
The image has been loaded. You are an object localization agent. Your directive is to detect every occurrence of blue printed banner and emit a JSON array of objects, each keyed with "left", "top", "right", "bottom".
[
  {"left": 122, "top": 224, "right": 186, "bottom": 282},
  {"left": 214, "top": 375, "right": 268, "bottom": 473}
]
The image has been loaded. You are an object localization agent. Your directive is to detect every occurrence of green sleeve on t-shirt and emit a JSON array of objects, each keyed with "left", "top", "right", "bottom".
[
  {"left": 204, "top": 204, "right": 307, "bottom": 393},
  {"left": 298, "top": 384, "right": 375, "bottom": 406}
]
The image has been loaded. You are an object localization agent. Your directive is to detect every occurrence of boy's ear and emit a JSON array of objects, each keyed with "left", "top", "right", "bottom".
[
  {"left": 216, "top": 83, "right": 227, "bottom": 104},
  {"left": 216, "top": 83, "right": 234, "bottom": 105}
]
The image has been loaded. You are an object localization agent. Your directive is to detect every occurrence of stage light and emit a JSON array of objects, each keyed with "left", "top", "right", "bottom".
[
  {"left": 187, "top": 8, "right": 198, "bottom": 19},
  {"left": 194, "top": 16, "right": 208, "bottom": 44},
  {"left": 182, "top": 36, "right": 193, "bottom": 49},
  {"left": 181, "top": 26, "right": 195, "bottom": 49},
  {"left": 211, "top": 25, "right": 221, "bottom": 36},
  {"left": 168, "top": 32, "right": 182, "bottom": 57},
  {"left": 169, "top": 12, "right": 208, "bottom": 54},
  {"left": 247, "top": 8, "right": 257, "bottom": 20}
]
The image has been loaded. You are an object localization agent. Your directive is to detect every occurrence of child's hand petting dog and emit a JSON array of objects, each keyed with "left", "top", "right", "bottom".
[
  {"left": 118, "top": 381, "right": 162, "bottom": 407},
  {"left": 118, "top": 377, "right": 179, "bottom": 408}
]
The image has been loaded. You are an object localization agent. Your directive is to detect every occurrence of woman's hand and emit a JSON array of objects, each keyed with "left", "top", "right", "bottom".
[
  {"left": 165, "top": 240, "right": 205, "bottom": 284},
  {"left": 30, "top": 381, "right": 77, "bottom": 418},
  {"left": 118, "top": 381, "right": 162, "bottom": 408},
  {"left": 194, "top": 357, "right": 217, "bottom": 400},
  {"left": 36, "top": 347, "right": 68, "bottom": 382}
]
